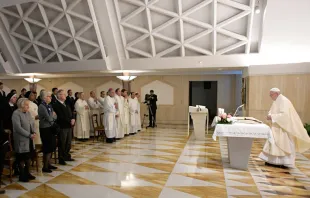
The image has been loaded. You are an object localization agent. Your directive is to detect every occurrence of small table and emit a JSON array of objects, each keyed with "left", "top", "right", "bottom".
[{"left": 212, "top": 121, "right": 274, "bottom": 170}]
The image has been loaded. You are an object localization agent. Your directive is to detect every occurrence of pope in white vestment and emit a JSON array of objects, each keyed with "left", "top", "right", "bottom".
[
  {"left": 259, "top": 88, "right": 310, "bottom": 168},
  {"left": 122, "top": 89, "right": 130, "bottom": 136},
  {"left": 87, "top": 91, "right": 101, "bottom": 136},
  {"left": 74, "top": 93, "right": 91, "bottom": 139},
  {"left": 134, "top": 93, "right": 142, "bottom": 132},
  {"left": 103, "top": 89, "right": 117, "bottom": 143},
  {"left": 129, "top": 93, "right": 138, "bottom": 134},
  {"left": 115, "top": 89, "right": 125, "bottom": 139}
]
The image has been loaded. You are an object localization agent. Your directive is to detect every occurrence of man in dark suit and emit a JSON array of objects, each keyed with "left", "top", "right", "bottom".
[
  {"left": 52, "top": 89, "right": 75, "bottom": 165},
  {"left": 146, "top": 90, "right": 157, "bottom": 128},
  {"left": 0, "top": 82, "right": 6, "bottom": 98},
  {"left": 0, "top": 126, "right": 8, "bottom": 194},
  {"left": 65, "top": 89, "right": 75, "bottom": 113},
  {"left": 51, "top": 88, "right": 58, "bottom": 105},
  {"left": 18, "top": 88, "right": 27, "bottom": 100}
]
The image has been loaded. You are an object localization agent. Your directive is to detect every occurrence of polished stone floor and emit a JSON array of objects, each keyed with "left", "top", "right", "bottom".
[{"left": 1, "top": 127, "right": 310, "bottom": 198}]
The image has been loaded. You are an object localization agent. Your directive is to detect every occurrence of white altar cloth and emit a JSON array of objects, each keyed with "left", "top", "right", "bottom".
[{"left": 212, "top": 121, "right": 274, "bottom": 170}]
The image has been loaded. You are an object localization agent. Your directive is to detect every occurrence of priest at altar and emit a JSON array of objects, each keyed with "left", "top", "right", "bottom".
[
  {"left": 115, "top": 88, "right": 124, "bottom": 139},
  {"left": 87, "top": 91, "right": 101, "bottom": 136},
  {"left": 103, "top": 88, "right": 117, "bottom": 143},
  {"left": 259, "top": 88, "right": 310, "bottom": 168},
  {"left": 74, "top": 92, "right": 91, "bottom": 140}
]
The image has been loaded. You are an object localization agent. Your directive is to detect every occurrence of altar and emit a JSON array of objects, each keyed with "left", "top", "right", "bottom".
[{"left": 212, "top": 117, "right": 274, "bottom": 170}]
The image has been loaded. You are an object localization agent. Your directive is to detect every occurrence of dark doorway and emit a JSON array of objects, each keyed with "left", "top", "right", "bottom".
[{"left": 189, "top": 81, "right": 217, "bottom": 123}]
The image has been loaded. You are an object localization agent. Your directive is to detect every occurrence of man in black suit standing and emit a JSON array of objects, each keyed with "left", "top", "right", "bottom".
[
  {"left": 0, "top": 82, "right": 5, "bottom": 98},
  {"left": 53, "top": 89, "right": 75, "bottom": 165},
  {"left": 51, "top": 88, "right": 58, "bottom": 105},
  {"left": 65, "top": 89, "right": 75, "bottom": 113},
  {"left": 0, "top": 126, "right": 8, "bottom": 194},
  {"left": 146, "top": 90, "right": 157, "bottom": 128}
]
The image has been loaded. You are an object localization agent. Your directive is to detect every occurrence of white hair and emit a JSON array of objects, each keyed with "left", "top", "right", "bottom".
[
  {"left": 270, "top": 88, "right": 281, "bottom": 93},
  {"left": 17, "top": 98, "right": 29, "bottom": 109},
  {"left": 40, "top": 90, "right": 51, "bottom": 100}
]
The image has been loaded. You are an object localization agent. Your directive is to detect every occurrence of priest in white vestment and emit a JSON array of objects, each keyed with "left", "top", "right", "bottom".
[
  {"left": 87, "top": 91, "right": 101, "bottom": 136},
  {"left": 259, "top": 88, "right": 310, "bottom": 168},
  {"left": 103, "top": 88, "right": 118, "bottom": 143},
  {"left": 135, "top": 93, "right": 142, "bottom": 132},
  {"left": 115, "top": 88, "right": 125, "bottom": 139},
  {"left": 122, "top": 89, "right": 130, "bottom": 136},
  {"left": 129, "top": 92, "right": 138, "bottom": 135},
  {"left": 98, "top": 91, "right": 105, "bottom": 125},
  {"left": 74, "top": 92, "right": 91, "bottom": 140},
  {"left": 26, "top": 91, "right": 41, "bottom": 144}
]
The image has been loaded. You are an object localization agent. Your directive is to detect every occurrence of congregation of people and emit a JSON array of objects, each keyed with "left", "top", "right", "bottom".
[{"left": 0, "top": 81, "right": 145, "bottom": 184}]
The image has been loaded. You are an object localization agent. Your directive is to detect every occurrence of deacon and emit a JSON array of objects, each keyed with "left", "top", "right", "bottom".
[
  {"left": 88, "top": 91, "right": 101, "bottom": 136},
  {"left": 122, "top": 89, "right": 130, "bottom": 136},
  {"left": 74, "top": 92, "right": 90, "bottom": 140},
  {"left": 103, "top": 88, "right": 118, "bottom": 143},
  {"left": 129, "top": 92, "right": 138, "bottom": 135},
  {"left": 135, "top": 93, "right": 142, "bottom": 132},
  {"left": 259, "top": 88, "right": 310, "bottom": 168},
  {"left": 115, "top": 88, "right": 124, "bottom": 139}
]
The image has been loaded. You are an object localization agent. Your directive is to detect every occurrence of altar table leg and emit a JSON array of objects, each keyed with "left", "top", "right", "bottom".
[{"left": 227, "top": 137, "right": 253, "bottom": 170}]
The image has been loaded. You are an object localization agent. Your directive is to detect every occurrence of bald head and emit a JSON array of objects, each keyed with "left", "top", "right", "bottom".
[{"left": 269, "top": 88, "right": 281, "bottom": 101}]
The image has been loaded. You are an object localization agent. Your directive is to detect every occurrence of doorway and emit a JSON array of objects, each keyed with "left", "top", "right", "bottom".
[{"left": 189, "top": 81, "right": 218, "bottom": 123}]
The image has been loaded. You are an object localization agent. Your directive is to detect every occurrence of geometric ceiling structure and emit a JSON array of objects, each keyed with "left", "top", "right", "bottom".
[
  {"left": 114, "top": 0, "right": 256, "bottom": 59},
  {"left": 0, "top": 0, "right": 106, "bottom": 64}
]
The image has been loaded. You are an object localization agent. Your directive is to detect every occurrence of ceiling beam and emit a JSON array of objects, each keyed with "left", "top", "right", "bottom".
[{"left": 245, "top": 0, "right": 255, "bottom": 53}]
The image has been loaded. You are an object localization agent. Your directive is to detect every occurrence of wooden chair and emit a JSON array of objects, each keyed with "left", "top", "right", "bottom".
[
  {"left": 100, "top": 113, "right": 104, "bottom": 127},
  {"left": 92, "top": 114, "right": 105, "bottom": 142},
  {"left": 3, "top": 129, "right": 14, "bottom": 184},
  {"left": 31, "top": 145, "right": 40, "bottom": 172}
]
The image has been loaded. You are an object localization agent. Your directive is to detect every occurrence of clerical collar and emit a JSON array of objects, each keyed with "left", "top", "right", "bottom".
[{"left": 57, "top": 99, "right": 65, "bottom": 104}]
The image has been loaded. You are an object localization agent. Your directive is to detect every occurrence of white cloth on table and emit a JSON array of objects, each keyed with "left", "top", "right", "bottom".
[
  {"left": 103, "top": 96, "right": 117, "bottom": 138},
  {"left": 212, "top": 123, "right": 274, "bottom": 144}
]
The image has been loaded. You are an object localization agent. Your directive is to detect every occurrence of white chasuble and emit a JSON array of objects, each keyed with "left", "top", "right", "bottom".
[
  {"left": 87, "top": 97, "right": 101, "bottom": 136},
  {"left": 98, "top": 97, "right": 105, "bottom": 125},
  {"left": 259, "top": 94, "right": 310, "bottom": 167},
  {"left": 115, "top": 95, "right": 125, "bottom": 138},
  {"left": 123, "top": 97, "right": 130, "bottom": 135},
  {"left": 135, "top": 97, "right": 142, "bottom": 131},
  {"left": 74, "top": 99, "right": 90, "bottom": 139},
  {"left": 103, "top": 96, "right": 117, "bottom": 138},
  {"left": 129, "top": 98, "right": 138, "bottom": 134},
  {"left": 29, "top": 101, "right": 41, "bottom": 144}
]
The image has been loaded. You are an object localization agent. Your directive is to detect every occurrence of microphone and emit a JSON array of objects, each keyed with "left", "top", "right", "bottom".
[{"left": 233, "top": 104, "right": 244, "bottom": 117}]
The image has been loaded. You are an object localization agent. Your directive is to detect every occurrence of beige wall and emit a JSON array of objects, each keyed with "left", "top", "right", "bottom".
[
  {"left": 2, "top": 74, "right": 242, "bottom": 125},
  {"left": 247, "top": 74, "right": 310, "bottom": 124},
  {"left": 131, "top": 75, "right": 242, "bottom": 124}
]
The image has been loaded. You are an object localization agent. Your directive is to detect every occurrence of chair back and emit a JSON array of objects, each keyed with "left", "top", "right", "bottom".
[
  {"left": 4, "top": 129, "right": 13, "bottom": 151},
  {"left": 92, "top": 114, "right": 99, "bottom": 129},
  {"left": 100, "top": 113, "right": 104, "bottom": 127}
]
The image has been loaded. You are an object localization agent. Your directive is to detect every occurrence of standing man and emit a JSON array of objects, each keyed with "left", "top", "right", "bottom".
[
  {"left": 135, "top": 93, "right": 142, "bottom": 132},
  {"left": 103, "top": 88, "right": 118, "bottom": 143},
  {"left": 259, "top": 88, "right": 310, "bottom": 168},
  {"left": 0, "top": 126, "right": 9, "bottom": 194},
  {"left": 18, "top": 88, "right": 27, "bottom": 99},
  {"left": 51, "top": 88, "right": 58, "bottom": 105},
  {"left": 87, "top": 91, "right": 101, "bottom": 136},
  {"left": 74, "top": 92, "right": 90, "bottom": 140},
  {"left": 0, "top": 82, "right": 6, "bottom": 98},
  {"left": 53, "top": 89, "right": 75, "bottom": 165},
  {"left": 115, "top": 88, "right": 124, "bottom": 139},
  {"left": 122, "top": 89, "right": 130, "bottom": 136},
  {"left": 25, "top": 91, "right": 41, "bottom": 145},
  {"left": 65, "top": 89, "right": 75, "bottom": 113},
  {"left": 129, "top": 92, "right": 138, "bottom": 135},
  {"left": 146, "top": 90, "right": 157, "bottom": 128}
]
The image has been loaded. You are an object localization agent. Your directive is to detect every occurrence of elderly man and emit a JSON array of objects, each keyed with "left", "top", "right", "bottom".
[
  {"left": 88, "top": 91, "right": 101, "bottom": 136},
  {"left": 122, "top": 89, "right": 130, "bottom": 136},
  {"left": 115, "top": 88, "right": 124, "bottom": 139},
  {"left": 53, "top": 89, "right": 75, "bottom": 165},
  {"left": 259, "top": 88, "right": 310, "bottom": 168},
  {"left": 129, "top": 92, "right": 138, "bottom": 135},
  {"left": 135, "top": 93, "right": 142, "bottom": 132},
  {"left": 103, "top": 88, "right": 118, "bottom": 143}
]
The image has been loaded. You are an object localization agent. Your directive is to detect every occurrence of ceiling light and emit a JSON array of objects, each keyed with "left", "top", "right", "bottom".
[
  {"left": 24, "top": 77, "right": 41, "bottom": 83},
  {"left": 254, "top": 6, "right": 260, "bottom": 14},
  {"left": 116, "top": 76, "right": 137, "bottom": 81}
]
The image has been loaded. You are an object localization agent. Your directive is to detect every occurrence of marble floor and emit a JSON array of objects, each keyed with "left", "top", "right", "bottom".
[{"left": 1, "top": 127, "right": 310, "bottom": 198}]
